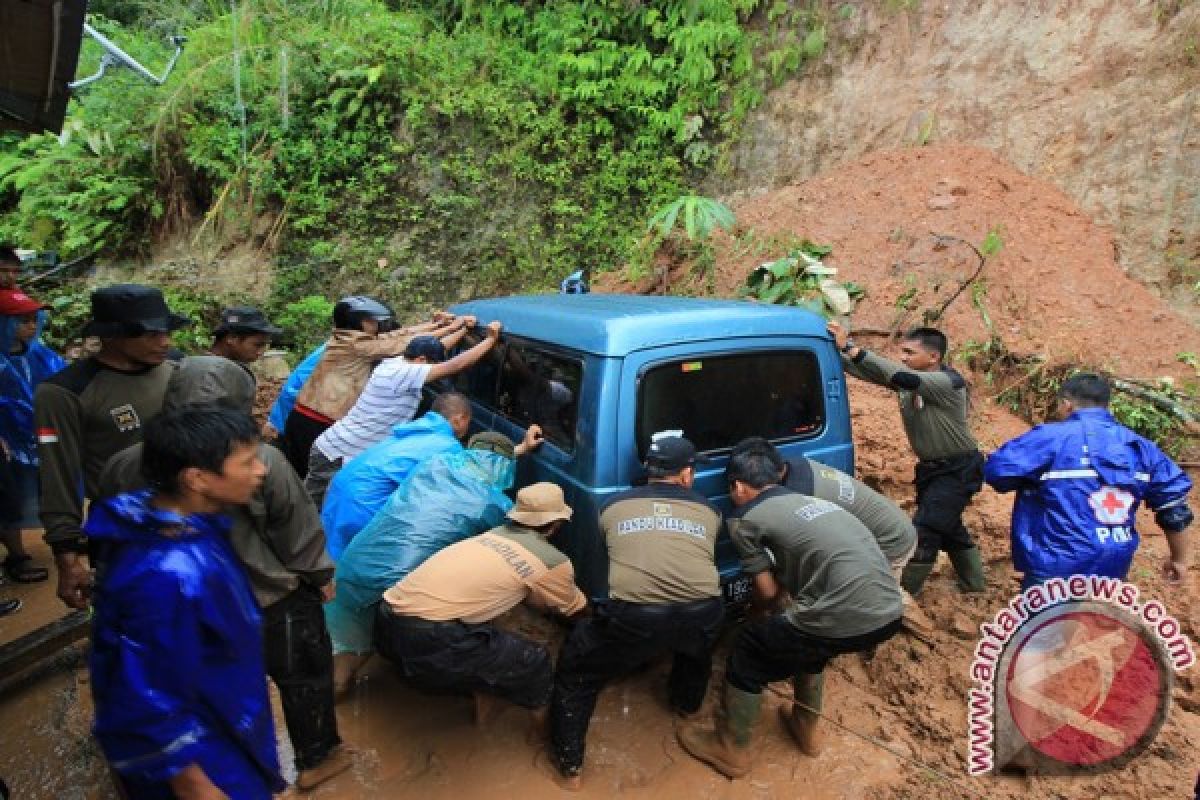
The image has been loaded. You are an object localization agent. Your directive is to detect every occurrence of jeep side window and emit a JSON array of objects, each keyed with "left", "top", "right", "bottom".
[
  {"left": 449, "top": 330, "right": 504, "bottom": 404},
  {"left": 495, "top": 341, "right": 582, "bottom": 451},
  {"left": 636, "top": 351, "right": 825, "bottom": 456},
  {"left": 450, "top": 333, "right": 582, "bottom": 452}
]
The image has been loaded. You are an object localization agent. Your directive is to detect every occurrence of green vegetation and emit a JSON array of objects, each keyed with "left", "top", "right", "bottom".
[
  {"left": 739, "top": 240, "right": 865, "bottom": 317},
  {"left": 1, "top": 0, "right": 831, "bottom": 321},
  {"left": 991, "top": 362, "right": 1197, "bottom": 458}
]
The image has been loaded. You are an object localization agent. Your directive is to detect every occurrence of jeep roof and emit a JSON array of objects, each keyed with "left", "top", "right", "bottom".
[{"left": 453, "top": 294, "right": 831, "bottom": 356}]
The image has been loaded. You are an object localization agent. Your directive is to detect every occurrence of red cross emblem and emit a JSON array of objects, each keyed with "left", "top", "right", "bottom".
[{"left": 1088, "top": 488, "right": 1134, "bottom": 525}]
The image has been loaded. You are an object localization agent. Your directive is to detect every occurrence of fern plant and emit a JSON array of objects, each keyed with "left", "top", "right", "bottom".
[{"left": 647, "top": 194, "right": 735, "bottom": 242}]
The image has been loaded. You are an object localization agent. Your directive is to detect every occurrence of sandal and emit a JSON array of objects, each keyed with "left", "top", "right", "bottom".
[{"left": 3, "top": 555, "right": 48, "bottom": 584}]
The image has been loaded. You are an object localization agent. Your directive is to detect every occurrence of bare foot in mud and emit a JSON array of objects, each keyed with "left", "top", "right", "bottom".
[
  {"left": 532, "top": 749, "right": 583, "bottom": 792},
  {"left": 295, "top": 744, "right": 357, "bottom": 791},
  {"left": 333, "top": 653, "right": 371, "bottom": 701}
]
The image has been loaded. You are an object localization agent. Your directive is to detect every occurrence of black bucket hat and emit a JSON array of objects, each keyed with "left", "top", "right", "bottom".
[
  {"left": 81, "top": 284, "right": 192, "bottom": 337},
  {"left": 214, "top": 306, "right": 283, "bottom": 337}
]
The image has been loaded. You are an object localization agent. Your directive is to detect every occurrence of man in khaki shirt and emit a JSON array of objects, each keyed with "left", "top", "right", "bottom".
[
  {"left": 548, "top": 435, "right": 724, "bottom": 790},
  {"left": 279, "top": 296, "right": 466, "bottom": 477},
  {"left": 376, "top": 483, "right": 587, "bottom": 728}
]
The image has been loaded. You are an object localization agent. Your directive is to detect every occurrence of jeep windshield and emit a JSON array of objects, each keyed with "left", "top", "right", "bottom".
[{"left": 637, "top": 350, "right": 825, "bottom": 457}]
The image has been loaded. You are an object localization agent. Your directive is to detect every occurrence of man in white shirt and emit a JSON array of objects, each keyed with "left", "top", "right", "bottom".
[{"left": 304, "top": 321, "right": 502, "bottom": 511}]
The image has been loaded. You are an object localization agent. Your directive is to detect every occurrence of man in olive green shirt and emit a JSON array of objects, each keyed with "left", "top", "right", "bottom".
[
  {"left": 678, "top": 444, "right": 902, "bottom": 780},
  {"left": 549, "top": 434, "right": 724, "bottom": 789},
  {"left": 828, "top": 321, "right": 986, "bottom": 596},
  {"left": 36, "top": 285, "right": 189, "bottom": 610}
]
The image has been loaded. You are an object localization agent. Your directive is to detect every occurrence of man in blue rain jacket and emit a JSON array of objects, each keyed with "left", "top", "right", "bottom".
[
  {"left": 984, "top": 373, "right": 1193, "bottom": 587},
  {"left": 321, "top": 392, "right": 471, "bottom": 559},
  {"left": 87, "top": 407, "right": 284, "bottom": 799}
]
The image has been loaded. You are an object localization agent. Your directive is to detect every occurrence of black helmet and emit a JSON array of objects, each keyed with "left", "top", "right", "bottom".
[{"left": 333, "top": 295, "right": 395, "bottom": 332}]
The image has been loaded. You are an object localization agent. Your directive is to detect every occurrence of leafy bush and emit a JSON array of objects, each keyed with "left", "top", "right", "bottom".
[
  {"left": 273, "top": 294, "right": 335, "bottom": 357},
  {"left": 0, "top": 0, "right": 830, "bottom": 320},
  {"left": 740, "top": 241, "right": 865, "bottom": 317},
  {"left": 647, "top": 195, "right": 736, "bottom": 242}
]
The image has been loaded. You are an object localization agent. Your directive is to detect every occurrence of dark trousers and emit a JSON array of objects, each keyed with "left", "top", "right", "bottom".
[
  {"left": 280, "top": 410, "right": 331, "bottom": 479},
  {"left": 550, "top": 596, "right": 724, "bottom": 775},
  {"left": 727, "top": 613, "right": 902, "bottom": 694},
  {"left": 374, "top": 606, "right": 554, "bottom": 709},
  {"left": 303, "top": 448, "right": 341, "bottom": 515},
  {"left": 262, "top": 585, "right": 341, "bottom": 771},
  {"left": 911, "top": 450, "right": 984, "bottom": 562}
]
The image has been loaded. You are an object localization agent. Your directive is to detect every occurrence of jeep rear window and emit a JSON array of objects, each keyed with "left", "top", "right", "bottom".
[
  {"left": 637, "top": 351, "right": 824, "bottom": 456},
  {"left": 452, "top": 334, "right": 582, "bottom": 452}
]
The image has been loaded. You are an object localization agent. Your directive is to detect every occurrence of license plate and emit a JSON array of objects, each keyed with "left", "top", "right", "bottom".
[{"left": 723, "top": 574, "right": 753, "bottom": 605}]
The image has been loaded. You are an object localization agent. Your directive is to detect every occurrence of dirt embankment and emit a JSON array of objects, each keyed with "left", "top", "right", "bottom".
[{"left": 718, "top": 0, "right": 1200, "bottom": 320}]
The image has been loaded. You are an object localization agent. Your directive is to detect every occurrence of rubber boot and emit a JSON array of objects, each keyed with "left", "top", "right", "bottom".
[
  {"left": 677, "top": 684, "right": 762, "bottom": 778},
  {"left": 949, "top": 547, "right": 986, "bottom": 593},
  {"left": 900, "top": 561, "right": 935, "bottom": 597},
  {"left": 780, "top": 672, "right": 824, "bottom": 756}
]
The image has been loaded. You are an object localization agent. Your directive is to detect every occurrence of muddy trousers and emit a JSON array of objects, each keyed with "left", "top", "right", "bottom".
[
  {"left": 549, "top": 597, "right": 725, "bottom": 775},
  {"left": 263, "top": 585, "right": 342, "bottom": 772},
  {"left": 726, "top": 613, "right": 903, "bottom": 694},
  {"left": 911, "top": 451, "right": 985, "bottom": 563},
  {"left": 374, "top": 606, "right": 555, "bottom": 708}
]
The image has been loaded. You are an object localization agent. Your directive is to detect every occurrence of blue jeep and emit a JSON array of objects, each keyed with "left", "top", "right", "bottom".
[{"left": 440, "top": 294, "right": 853, "bottom": 601}]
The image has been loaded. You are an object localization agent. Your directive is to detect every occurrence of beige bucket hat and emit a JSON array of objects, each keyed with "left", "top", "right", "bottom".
[{"left": 508, "top": 482, "right": 573, "bottom": 527}]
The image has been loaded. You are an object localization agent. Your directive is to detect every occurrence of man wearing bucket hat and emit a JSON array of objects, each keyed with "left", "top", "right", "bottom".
[
  {"left": 375, "top": 481, "right": 587, "bottom": 732},
  {"left": 548, "top": 432, "right": 724, "bottom": 789},
  {"left": 35, "top": 284, "right": 190, "bottom": 609},
  {"left": 209, "top": 306, "right": 283, "bottom": 367}
]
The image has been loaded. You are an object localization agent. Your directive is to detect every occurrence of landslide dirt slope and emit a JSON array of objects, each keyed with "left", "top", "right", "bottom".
[
  {"left": 718, "top": 0, "right": 1200, "bottom": 320},
  {"left": 604, "top": 143, "right": 1200, "bottom": 384}
]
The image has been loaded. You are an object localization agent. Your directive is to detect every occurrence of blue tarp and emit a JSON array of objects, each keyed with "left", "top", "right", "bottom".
[
  {"left": 321, "top": 411, "right": 462, "bottom": 560},
  {"left": 325, "top": 449, "right": 515, "bottom": 653}
]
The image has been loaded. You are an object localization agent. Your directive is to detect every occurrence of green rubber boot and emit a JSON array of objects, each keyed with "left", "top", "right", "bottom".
[
  {"left": 949, "top": 547, "right": 986, "bottom": 593},
  {"left": 780, "top": 672, "right": 825, "bottom": 756},
  {"left": 677, "top": 684, "right": 763, "bottom": 778},
  {"left": 900, "top": 560, "right": 936, "bottom": 597}
]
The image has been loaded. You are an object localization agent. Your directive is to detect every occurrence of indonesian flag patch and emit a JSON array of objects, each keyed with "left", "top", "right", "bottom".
[{"left": 37, "top": 427, "right": 58, "bottom": 444}]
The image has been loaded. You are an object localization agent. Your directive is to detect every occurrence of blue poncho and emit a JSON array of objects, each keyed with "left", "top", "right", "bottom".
[
  {"left": 321, "top": 411, "right": 462, "bottom": 560},
  {"left": 0, "top": 310, "right": 65, "bottom": 464},
  {"left": 267, "top": 343, "right": 325, "bottom": 431},
  {"left": 325, "top": 449, "right": 514, "bottom": 653},
  {"left": 87, "top": 491, "right": 285, "bottom": 799}
]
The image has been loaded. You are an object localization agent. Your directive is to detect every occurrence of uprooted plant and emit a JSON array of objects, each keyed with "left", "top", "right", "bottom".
[{"left": 739, "top": 241, "right": 865, "bottom": 318}]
